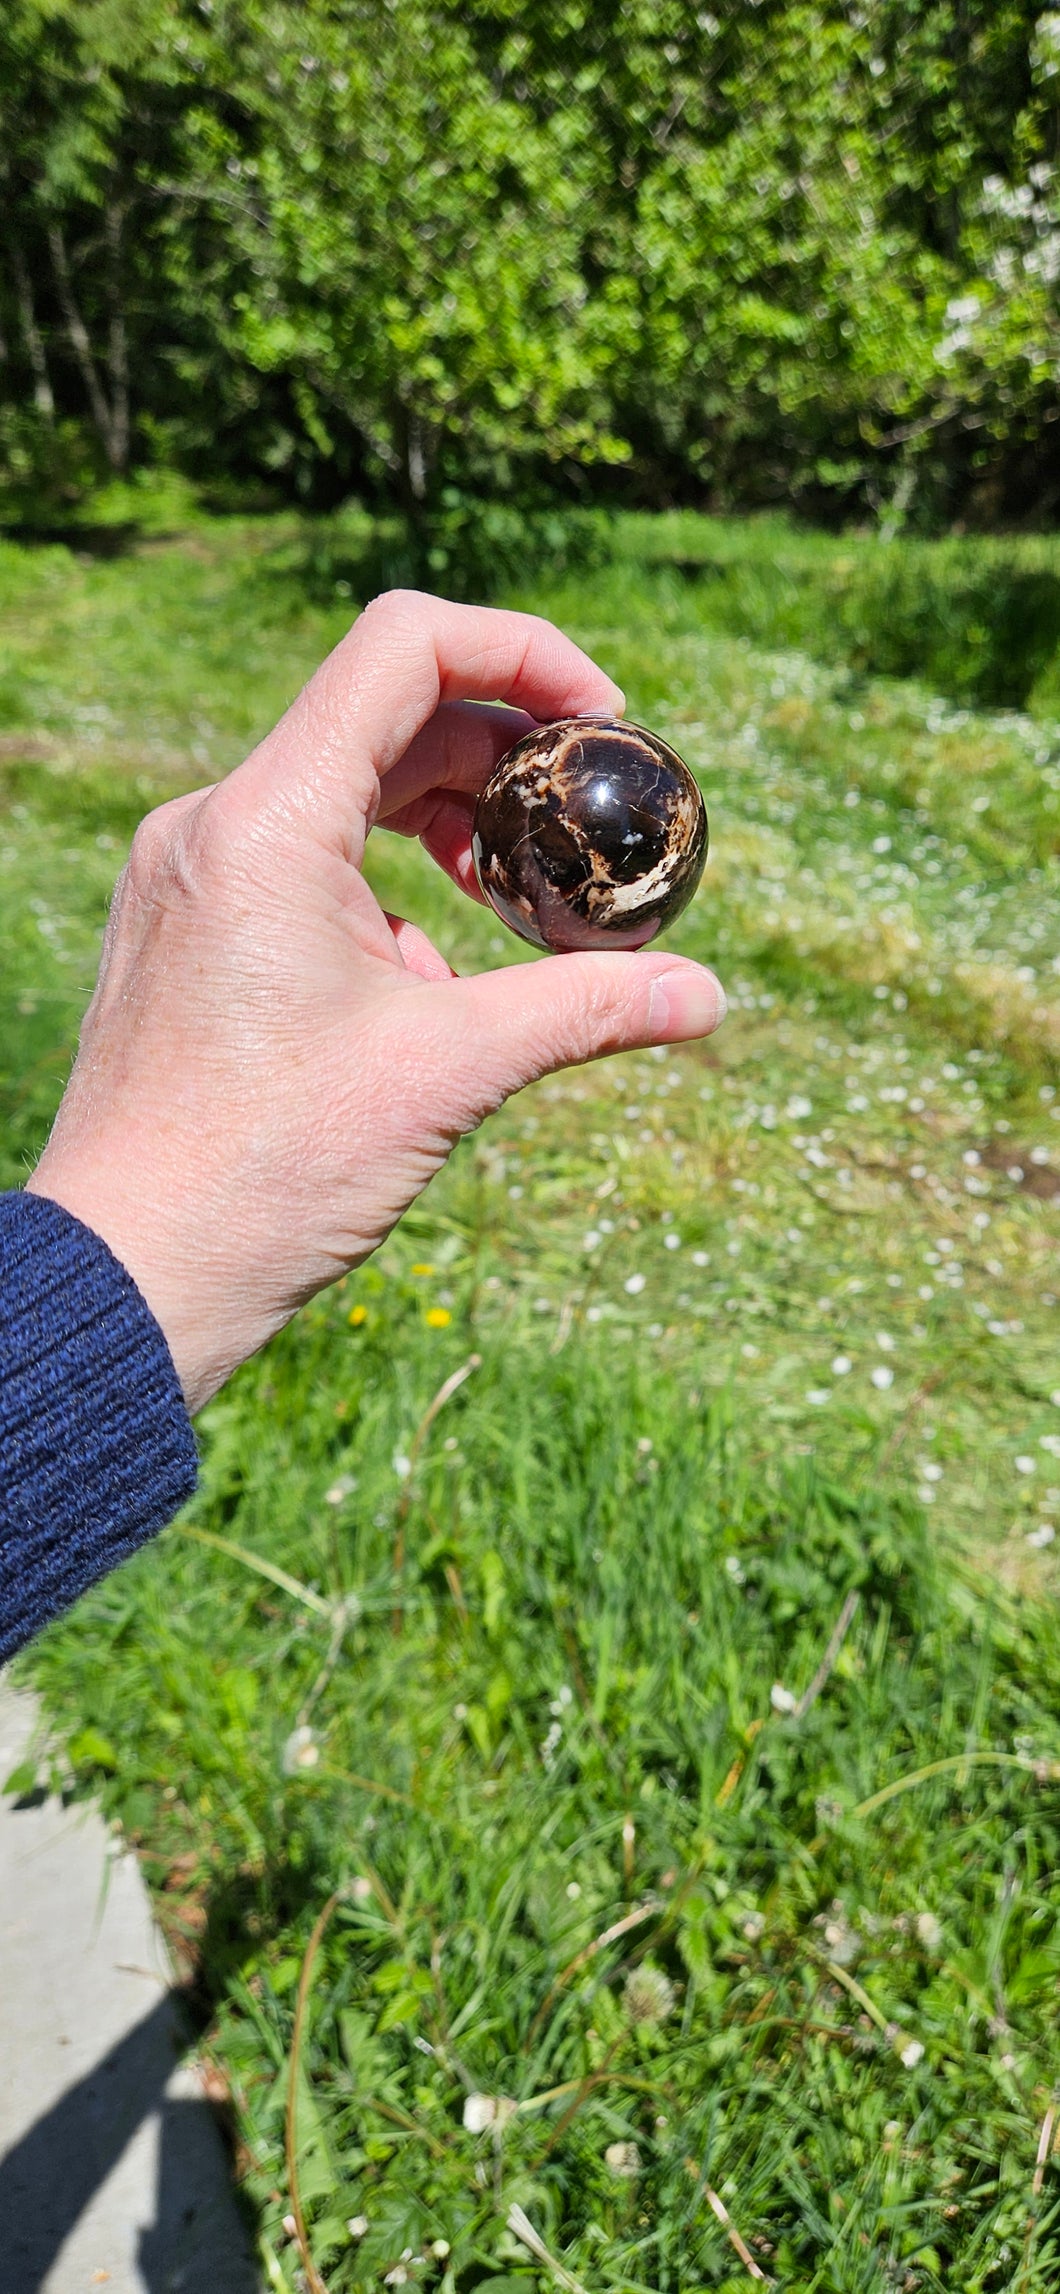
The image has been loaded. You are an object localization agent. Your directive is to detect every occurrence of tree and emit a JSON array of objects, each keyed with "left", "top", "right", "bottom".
[{"left": 2, "top": 0, "right": 1059, "bottom": 524}]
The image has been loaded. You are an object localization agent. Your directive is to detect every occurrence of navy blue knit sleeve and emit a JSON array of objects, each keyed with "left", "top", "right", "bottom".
[{"left": 0, "top": 1192, "right": 198, "bottom": 1663}]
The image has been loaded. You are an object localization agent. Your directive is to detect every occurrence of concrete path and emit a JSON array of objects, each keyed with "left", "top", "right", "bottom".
[{"left": 0, "top": 1678, "right": 262, "bottom": 2294}]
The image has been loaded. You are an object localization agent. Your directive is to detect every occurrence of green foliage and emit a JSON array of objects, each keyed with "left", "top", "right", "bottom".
[
  {"left": 296, "top": 494, "right": 611, "bottom": 604},
  {"left": 0, "top": 406, "right": 104, "bottom": 518},
  {"left": 19, "top": 1287, "right": 1060, "bottom": 2291},
  {"left": 2, "top": 0, "right": 1060, "bottom": 520},
  {"left": 624, "top": 517, "right": 1060, "bottom": 711},
  {"left": 832, "top": 547, "right": 1060, "bottom": 711},
  {"left": 2, "top": 509, "right": 1059, "bottom": 2286}
]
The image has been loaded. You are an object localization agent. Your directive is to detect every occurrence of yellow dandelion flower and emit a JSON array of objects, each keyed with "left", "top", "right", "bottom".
[
  {"left": 425, "top": 1306, "right": 452, "bottom": 1328},
  {"left": 411, "top": 1262, "right": 435, "bottom": 1277},
  {"left": 348, "top": 1304, "right": 368, "bottom": 1327}
]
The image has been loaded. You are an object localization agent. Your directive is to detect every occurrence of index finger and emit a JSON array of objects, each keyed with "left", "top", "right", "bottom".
[{"left": 231, "top": 590, "right": 624, "bottom": 852}]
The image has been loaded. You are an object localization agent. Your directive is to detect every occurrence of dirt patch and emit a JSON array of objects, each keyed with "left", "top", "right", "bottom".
[
  {"left": 978, "top": 1140, "right": 1060, "bottom": 1200},
  {"left": 0, "top": 733, "right": 58, "bottom": 763}
]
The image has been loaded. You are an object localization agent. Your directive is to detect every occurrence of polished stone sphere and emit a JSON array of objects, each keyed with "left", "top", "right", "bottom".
[{"left": 471, "top": 715, "right": 708, "bottom": 954}]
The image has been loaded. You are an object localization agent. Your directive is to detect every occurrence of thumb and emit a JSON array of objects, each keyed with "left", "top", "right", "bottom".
[{"left": 416, "top": 951, "right": 727, "bottom": 1124}]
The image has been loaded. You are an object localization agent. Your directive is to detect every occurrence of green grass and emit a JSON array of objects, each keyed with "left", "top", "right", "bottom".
[{"left": 2, "top": 505, "right": 1060, "bottom": 2291}]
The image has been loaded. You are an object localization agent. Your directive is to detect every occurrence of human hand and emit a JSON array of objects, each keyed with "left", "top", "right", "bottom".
[{"left": 28, "top": 592, "right": 726, "bottom": 1412}]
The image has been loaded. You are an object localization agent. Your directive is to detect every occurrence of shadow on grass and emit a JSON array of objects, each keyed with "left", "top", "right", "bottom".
[{"left": 0, "top": 521, "right": 143, "bottom": 558}]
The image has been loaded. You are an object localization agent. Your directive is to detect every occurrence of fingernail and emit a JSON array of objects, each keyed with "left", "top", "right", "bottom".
[{"left": 648, "top": 967, "right": 727, "bottom": 1042}]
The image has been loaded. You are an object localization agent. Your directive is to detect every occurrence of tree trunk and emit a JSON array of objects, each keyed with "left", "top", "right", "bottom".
[
  {"left": 9, "top": 236, "right": 55, "bottom": 420},
  {"left": 406, "top": 411, "right": 428, "bottom": 505},
  {"left": 392, "top": 402, "right": 434, "bottom": 571},
  {"left": 105, "top": 202, "right": 130, "bottom": 474},
  {"left": 47, "top": 221, "right": 122, "bottom": 468}
]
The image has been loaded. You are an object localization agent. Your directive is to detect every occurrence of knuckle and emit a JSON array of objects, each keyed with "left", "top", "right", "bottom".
[
  {"left": 124, "top": 809, "right": 169, "bottom": 895},
  {"left": 124, "top": 794, "right": 218, "bottom": 912},
  {"left": 360, "top": 586, "right": 427, "bottom": 629},
  {"left": 572, "top": 958, "right": 645, "bottom": 1053}
]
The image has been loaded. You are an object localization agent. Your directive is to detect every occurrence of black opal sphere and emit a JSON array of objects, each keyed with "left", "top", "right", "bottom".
[{"left": 471, "top": 716, "right": 708, "bottom": 954}]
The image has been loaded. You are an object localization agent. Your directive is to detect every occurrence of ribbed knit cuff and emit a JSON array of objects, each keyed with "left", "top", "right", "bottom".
[{"left": 0, "top": 1192, "right": 198, "bottom": 1664}]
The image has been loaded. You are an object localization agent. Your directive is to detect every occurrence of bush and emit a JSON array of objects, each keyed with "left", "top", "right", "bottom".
[
  {"left": 832, "top": 546, "right": 1060, "bottom": 711},
  {"left": 0, "top": 409, "right": 104, "bottom": 524},
  {"left": 296, "top": 495, "right": 612, "bottom": 608},
  {"left": 637, "top": 519, "right": 1060, "bottom": 712}
]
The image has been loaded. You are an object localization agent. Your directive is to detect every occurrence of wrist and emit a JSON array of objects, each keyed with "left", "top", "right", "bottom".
[{"left": 25, "top": 1156, "right": 235, "bottom": 1416}]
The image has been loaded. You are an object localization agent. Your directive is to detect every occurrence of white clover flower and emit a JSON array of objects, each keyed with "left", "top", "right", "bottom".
[
  {"left": 625, "top": 1272, "right": 646, "bottom": 1295},
  {"left": 821, "top": 1914, "right": 860, "bottom": 1966},
  {"left": 431, "top": 2241, "right": 450, "bottom": 2259},
  {"left": 1040, "top": 1435, "right": 1060, "bottom": 1459},
  {"left": 325, "top": 1475, "right": 357, "bottom": 1505},
  {"left": 347, "top": 2216, "right": 369, "bottom": 2239},
  {"left": 916, "top": 1912, "right": 943, "bottom": 1953},
  {"left": 806, "top": 1388, "right": 832, "bottom": 1406},
  {"left": 900, "top": 2038, "right": 925, "bottom": 2069},
  {"left": 623, "top": 1966, "right": 675, "bottom": 2025},
  {"left": 605, "top": 2141, "right": 642, "bottom": 2176},
  {"left": 1027, "top": 1523, "right": 1055, "bottom": 1549},
  {"left": 771, "top": 1683, "right": 798, "bottom": 1714},
  {"left": 832, "top": 1355, "right": 852, "bottom": 1376},
  {"left": 393, "top": 1451, "right": 412, "bottom": 1480},
  {"left": 663, "top": 1231, "right": 681, "bottom": 1250},
  {"left": 281, "top": 1725, "right": 320, "bottom": 1775},
  {"left": 1015, "top": 1455, "right": 1036, "bottom": 1475},
  {"left": 871, "top": 1366, "right": 894, "bottom": 1391},
  {"left": 463, "top": 2093, "right": 517, "bottom": 2133}
]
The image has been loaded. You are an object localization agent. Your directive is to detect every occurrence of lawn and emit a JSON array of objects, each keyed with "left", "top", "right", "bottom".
[{"left": 2, "top": 501, "right": 1060, "bottom": 2292}]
